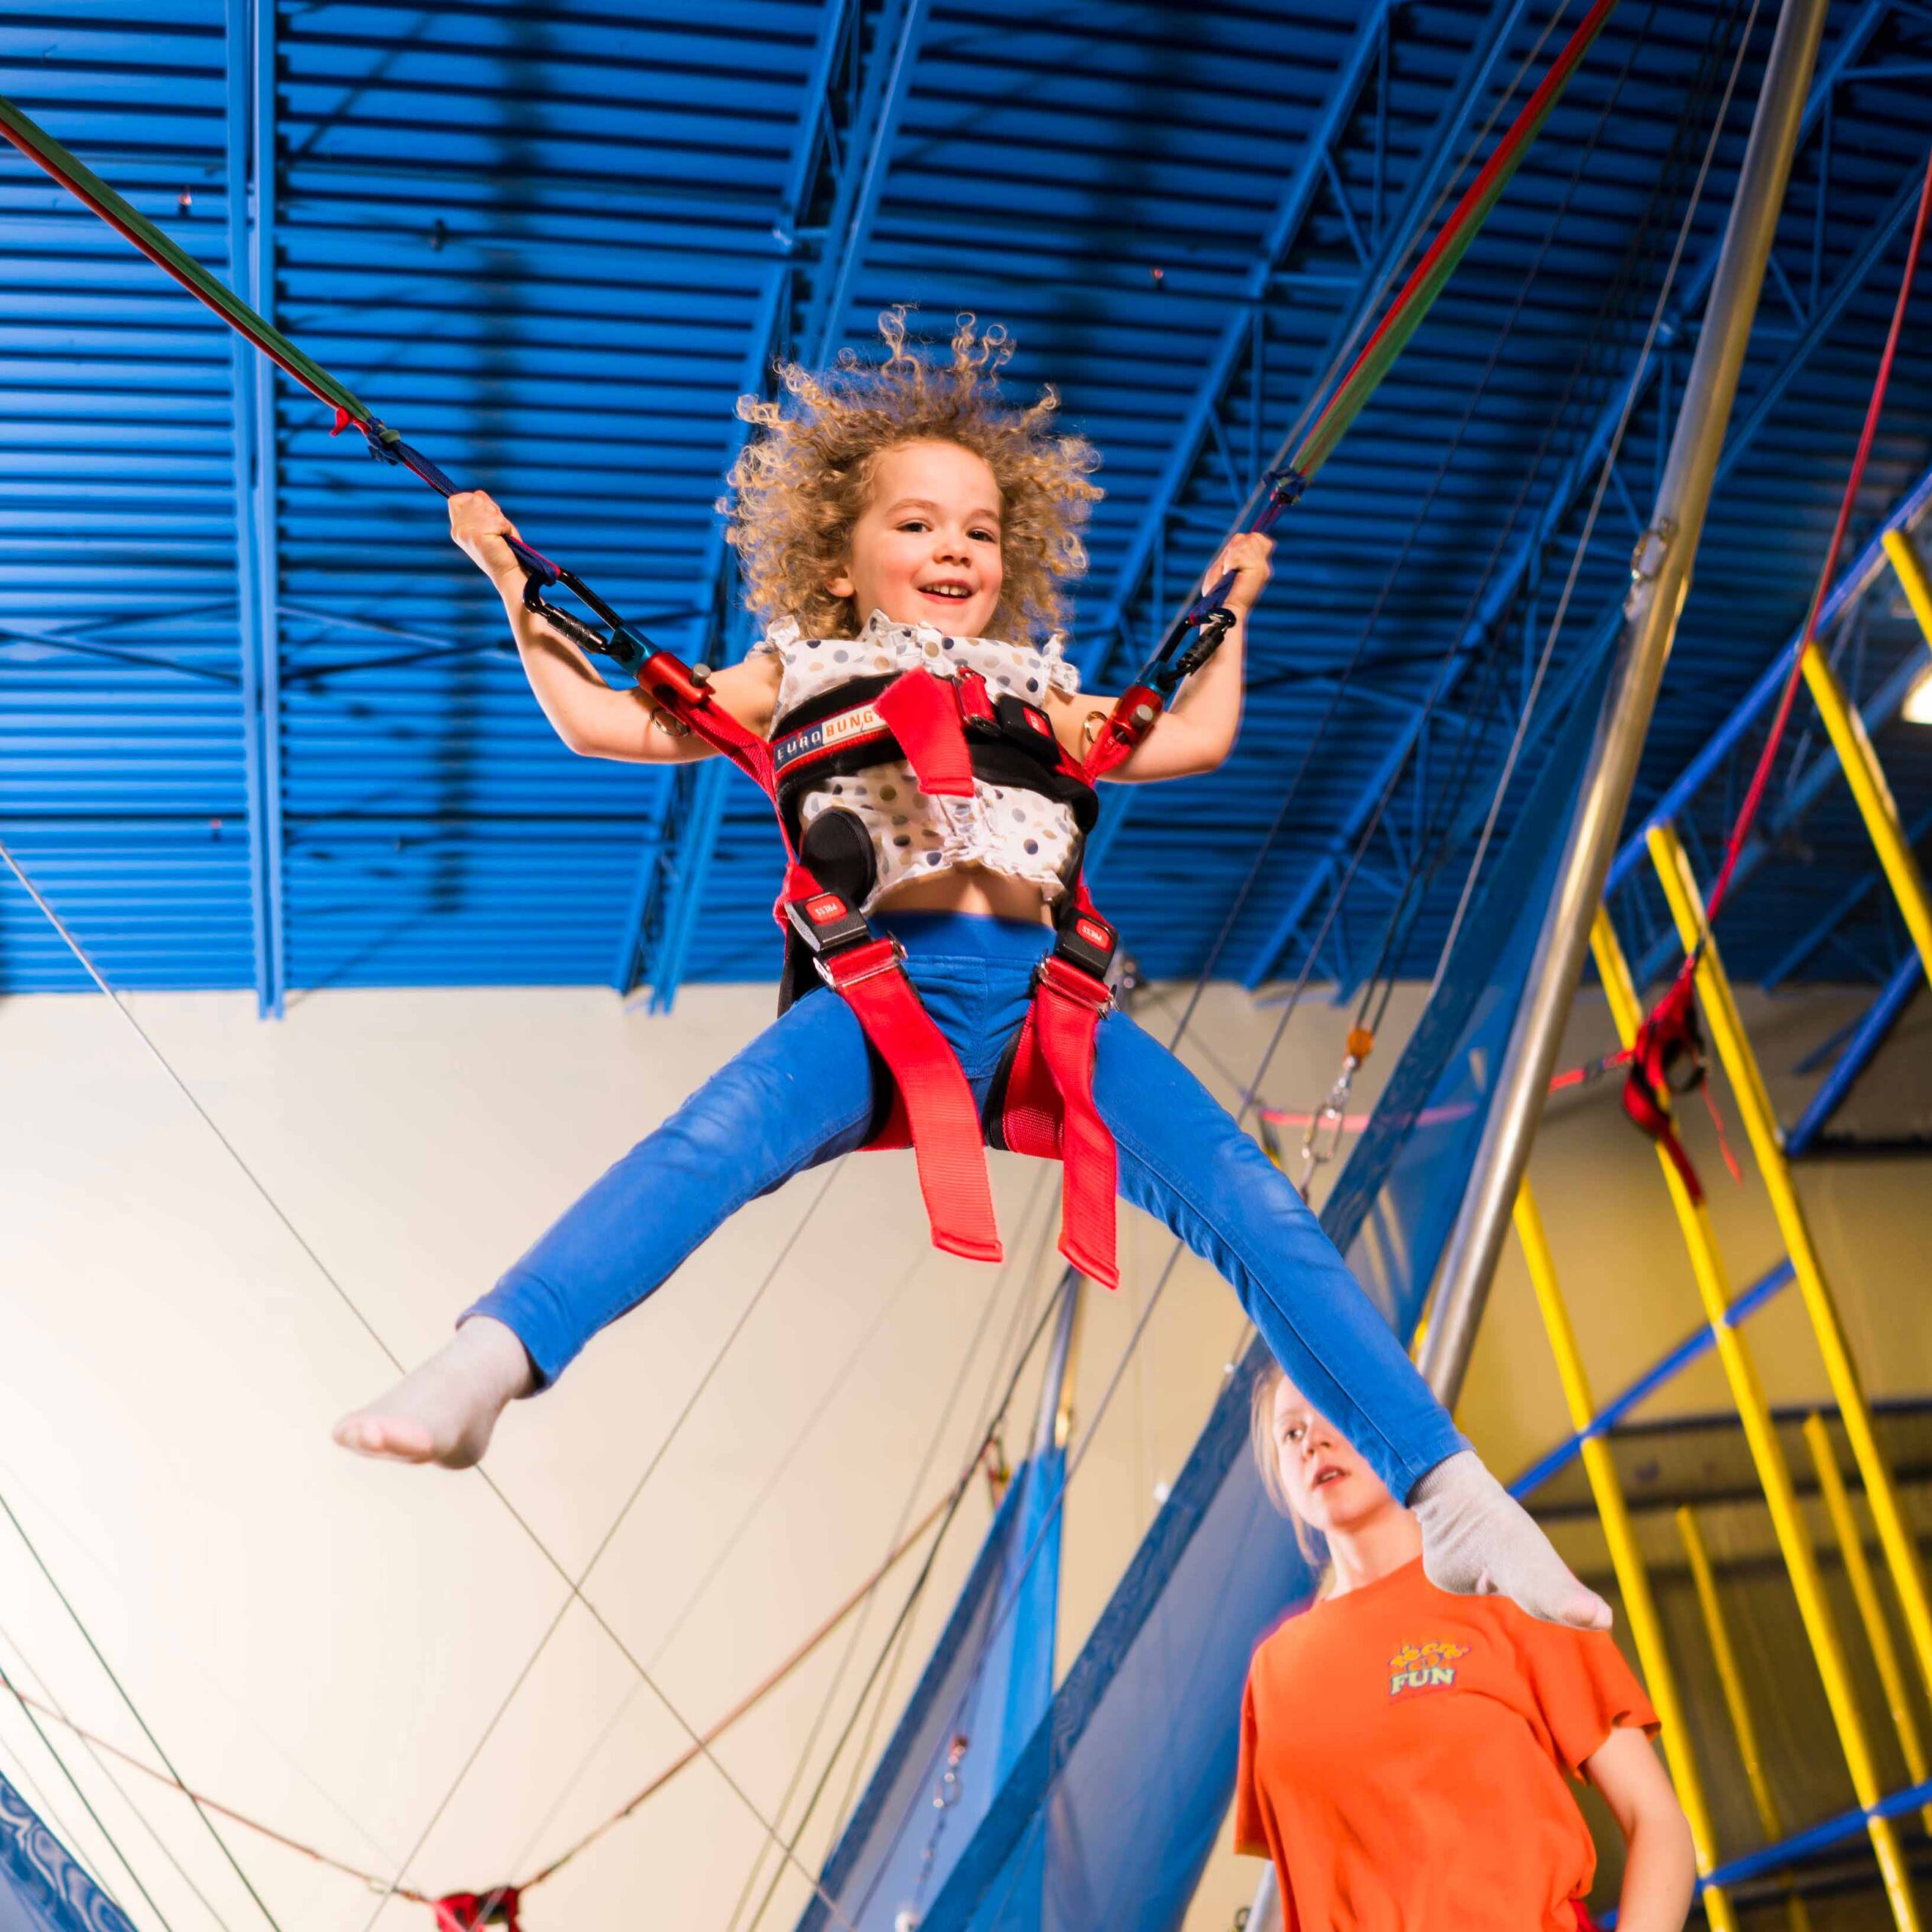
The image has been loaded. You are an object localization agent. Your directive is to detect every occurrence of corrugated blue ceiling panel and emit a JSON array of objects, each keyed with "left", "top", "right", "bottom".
[{"left": 2, "top": 0, "right": 1929, "bottom": 1011}]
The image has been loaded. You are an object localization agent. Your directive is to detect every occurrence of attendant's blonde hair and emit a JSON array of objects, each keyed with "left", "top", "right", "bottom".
[
  {"left": 724, "top": 308, "right": 1101, "bottom": 641},
  {"left": 1250, "top": 1360, "right": 1332, "bottom": 1575}
]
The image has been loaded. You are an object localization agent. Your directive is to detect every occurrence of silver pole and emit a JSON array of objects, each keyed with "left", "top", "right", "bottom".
[
  {"left": 1031, "top": 1268, "right": 1084, "bottom": 1459},
  {"left": 1416, "top": 0, "right": 1831, "bottom": 1408}
]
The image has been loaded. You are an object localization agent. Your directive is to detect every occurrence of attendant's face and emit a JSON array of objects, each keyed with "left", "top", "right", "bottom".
[
  {"left": 1270, "top": 1378, "right": 1394, "bottom": 1535},
  {"left": 827, "top": 438, "right": 1005, "bottom": 638}
]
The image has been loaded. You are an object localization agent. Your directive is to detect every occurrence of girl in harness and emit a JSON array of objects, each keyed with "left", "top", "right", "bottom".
[{"left": 334, "top": 312, "right": 1608, "bottom": 1633}]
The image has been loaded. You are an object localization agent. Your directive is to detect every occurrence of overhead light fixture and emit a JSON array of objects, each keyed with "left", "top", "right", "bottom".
[{"left": 1905, "top": 663, "right": 1932, "bottom": 726}]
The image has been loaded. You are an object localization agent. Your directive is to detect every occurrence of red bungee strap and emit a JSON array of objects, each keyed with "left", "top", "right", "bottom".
[{"left": 820, "top": 936, "right": 1003, "bottom": 1263}]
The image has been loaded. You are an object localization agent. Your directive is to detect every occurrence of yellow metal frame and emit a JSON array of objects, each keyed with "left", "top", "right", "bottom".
[
  {"left": 1511, "top": 1183, "right": 1737, "bottom": 1932},
  {"left": 1795, "top": 635, "right": 1932, "bottom": 983},
  {"left": 1649, "top": 824, "right": 1932, "bottom": 1709},
  {"left": 1884, "top": 526, "right": 1932, "bottom": 650},
  {"left": 1677, "top": 1506, "right": 1810, "bottom": 1932},
  {"left": 1591, "top": 909, "right": 1921, "bottom": 1930},
  {"left": 1802, "top": 1413, "right": 1932, "bottom": 1834}
]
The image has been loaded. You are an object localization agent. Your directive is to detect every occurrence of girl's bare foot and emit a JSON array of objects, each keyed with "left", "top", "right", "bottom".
[{"left": 332, "top": 1317, "right": 534, "bottom": 1469}]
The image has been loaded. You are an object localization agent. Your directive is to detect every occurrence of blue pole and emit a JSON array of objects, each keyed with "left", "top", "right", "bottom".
[{"left": 1787, "top": 954, "right": 1924, "bottom": 1155}]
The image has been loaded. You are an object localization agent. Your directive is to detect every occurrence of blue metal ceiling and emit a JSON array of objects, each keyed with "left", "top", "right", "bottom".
[{"left": 2, "top": 0, "right": 1929, "bottom": 1017}]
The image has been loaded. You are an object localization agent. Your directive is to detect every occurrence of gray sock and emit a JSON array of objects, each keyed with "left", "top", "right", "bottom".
[{"left": 1411, "top": 1449, "right": 1611, "bottom": 1630}]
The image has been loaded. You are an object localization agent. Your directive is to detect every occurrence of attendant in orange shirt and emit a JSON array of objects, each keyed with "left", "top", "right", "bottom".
[{"left": 1235, "top": 1364, "right": 1695, "bottom": 1932}]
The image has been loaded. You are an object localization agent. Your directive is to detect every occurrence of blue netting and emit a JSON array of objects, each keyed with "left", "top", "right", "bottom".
[
  {"left": 798, "top": 1438, "right": 1066, "bottom": 1932},
  {"left": 0, "top": 1773, "right": 135, "bottom": 1932},
  {"left": 914, "top": 660, "right": 1613, "bottom": 1932}
]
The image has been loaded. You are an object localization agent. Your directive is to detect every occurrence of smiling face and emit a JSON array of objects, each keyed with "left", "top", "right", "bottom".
[
  {"left": 1269, "top": 1377, "right": 1396, "bottom": 1537},
  {"left": 826, "top": 438, "right": 1005, "bottom": 638}
]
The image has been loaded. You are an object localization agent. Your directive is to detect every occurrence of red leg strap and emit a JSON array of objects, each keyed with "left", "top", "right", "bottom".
[
  {"left": 1621, "top": 1069, "right": 1704, "bottom": 1205},
  {"left": 1016, "top": 956, "right": 1120, "bottom": 1291},
  {"left": 875, "top": 666, "right": 976, "bottom": 799},
  {"left": 820, "top": 938, "right": 1003, "bottom": 1264}
]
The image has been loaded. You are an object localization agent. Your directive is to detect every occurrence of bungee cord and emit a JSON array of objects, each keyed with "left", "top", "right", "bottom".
[
  {"left": 805, "top": 17, "right": 1774, "bottom": 1891},
  {"left": 1429, "top": 0, "right": 1764, "bottom": 999},
  {"left": 0, "top": 4, "right": 1694, "bottom": 1918},
  {"left": 731, "top": 1253, "right": 1079, "bottom": 1932},
  {"left": 497, "top": 1243, "right": 944, "bottom": 1890},
  {"left": 0, "top": 836, "right": 870, "bottom": 1932}
]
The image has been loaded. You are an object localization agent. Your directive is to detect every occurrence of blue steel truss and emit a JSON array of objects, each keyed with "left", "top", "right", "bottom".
[{"left": 2, "top": 0, "right": 1928, "bottom": 1002}]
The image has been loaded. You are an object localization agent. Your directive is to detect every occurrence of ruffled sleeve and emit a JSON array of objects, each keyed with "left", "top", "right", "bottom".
[
  {"left": 748, "top": 614, "right": 801, "bottom": 662},
  {"left": 1040, "top": 631, "right": 1081, "bottom": 696}
]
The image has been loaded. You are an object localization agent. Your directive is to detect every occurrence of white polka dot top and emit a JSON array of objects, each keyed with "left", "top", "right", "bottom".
[{"left": 751, "top": 609, "right": 1085, "bottom": 912}]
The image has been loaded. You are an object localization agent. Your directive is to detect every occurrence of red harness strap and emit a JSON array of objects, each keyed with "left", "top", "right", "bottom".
[
  {"left": 632, "top": 644, "right": 1177, "bottom": 1287},
  {"left": 1620, "top": 974, "right": 1706, "bottom": 1204},
  {"left": 638, "top": 651, "right": 1004, "bottom": 1265},
  {"left": 817, "top": 928, "right": 1002, "bottom": 1263},
  {"left": 435, "top": 1891, "right": 520, "bottom": 1932},
  {"left": 997, "top": 915, "right": 1121, "bottom": 1288}
]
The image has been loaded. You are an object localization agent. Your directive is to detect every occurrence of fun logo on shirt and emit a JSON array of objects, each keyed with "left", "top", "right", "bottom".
[{"left": 1388, "top": 1638, "right": 1469, "bottom": 1698}]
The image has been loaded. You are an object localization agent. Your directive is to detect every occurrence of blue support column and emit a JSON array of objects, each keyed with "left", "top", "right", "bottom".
[
  {"left": 226, "top": 0, "right": 284, "bottom": 1017},
  {"left": 1787, "top": 953, "right": 1923, "bottom": 1155}
]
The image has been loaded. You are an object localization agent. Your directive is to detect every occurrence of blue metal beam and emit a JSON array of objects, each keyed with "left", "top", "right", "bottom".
[
  {"left": 613, "top": 0, "right": 863, "bottom": 1004},
  {"left": 1787, "top": 952, "right": 1923, "bottom": 1154},
  {"left": 1075, "top": 0, "right": 1397, "bottom": 677},
  {"left": 1244, "top": 11, "right": 1900, "bottom": 986},
  {"left": 227, "top": 0, "right": 285, "bottom": 1017},
  {"left": 800, "top": 0, "right": 930, "bottom": 366},
  {"left": 1079, "top": 0, "right": 1531, "bottom": 682},
  {"left": 1253, "top": 154, "right": 1931, "bottom": 989},
  {"left": 1608, "top": 447, "right": 1932, "bottom": 892},
  {"left": 1509, "top": 1258, "right": 1797, "bottom": 1500},
  {"left": 1761, "top": 801, "right": 1932, "bottom": 989}
]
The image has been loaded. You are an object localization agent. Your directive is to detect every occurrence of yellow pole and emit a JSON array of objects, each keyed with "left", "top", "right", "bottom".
[
  {"left": 1884, "top": 527, "right": 1932, "bottom": 649},
  {"left": 1512, "top": 1183, "right": 1738, "bottom": 1931},
  {"left": 1795, "top": 638, "right": 1932, "bottom": 982},
  {"left": 1677, "top": 1506, "right": 1810, "bottom": 1932},
  {"left": 1648, "top": 823, "right": 1932, "bottom": 1709},
  {"left": 1590, "top": 909, "right": 1921, "bottom": 1930},
  {"left": 1802, "top": 1413, "right": 1932, "bottom": 1835}
]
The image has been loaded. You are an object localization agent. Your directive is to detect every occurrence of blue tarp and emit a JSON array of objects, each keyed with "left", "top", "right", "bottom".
[
  {"left": 915, "top": 660, "right": 1612, "bottom": 1932},
  {"left": 798, "top": 1438, "right": 1066, "bottom": 1931},
  {"left": 0, "top": 1772, "right": 136, "bottom": 1932}
]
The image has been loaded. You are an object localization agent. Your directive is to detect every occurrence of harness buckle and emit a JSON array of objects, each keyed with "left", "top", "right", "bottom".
[
  {"left": 1036, "top": 953, "right": 1113, "bottom": 1014},
  {"left": 786, "top": 889, "right": 872, "bottom": 959},
  {"left": 1053, "top": 909, "right": 1118, "bottom": 983},
  {"left": 817, "top": 934, "right": 908, "bottom": 992}
]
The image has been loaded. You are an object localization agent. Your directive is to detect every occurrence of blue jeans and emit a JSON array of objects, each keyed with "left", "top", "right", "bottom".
[{"left": 469, "top": 913, "right": 1463, "bottom": 1500}]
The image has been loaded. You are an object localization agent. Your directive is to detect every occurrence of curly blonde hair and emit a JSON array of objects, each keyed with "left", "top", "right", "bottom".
[{"left": 724, "top": 309, "right": 1101, "bottom": 642}]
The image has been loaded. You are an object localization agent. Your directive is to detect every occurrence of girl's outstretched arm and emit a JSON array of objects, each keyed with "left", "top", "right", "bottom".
[
  {"left": 1050, "top": 531, "right": 1272, "bottom": 781},
  {"left": 1585, "top": 1724, "right": 1696, "bottom": 1932},
  {"left": 450, "top": 491, "right": 780, "bottom": 761}
]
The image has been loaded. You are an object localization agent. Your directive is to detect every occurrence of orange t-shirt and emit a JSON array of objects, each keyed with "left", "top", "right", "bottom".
[{"left": 1234, "top": 1556, "right": 1657, "bottom": 1931}]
